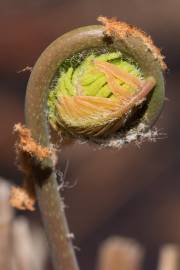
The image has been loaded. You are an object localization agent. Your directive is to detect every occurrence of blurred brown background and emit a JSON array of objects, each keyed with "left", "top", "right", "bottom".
[{"left": 0, "top": 1, "right": 179, "bottom": 269}]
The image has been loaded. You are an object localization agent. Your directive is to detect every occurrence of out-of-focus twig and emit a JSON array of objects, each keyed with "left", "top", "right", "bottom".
[
  {"left": 157, "top": 244, "right": 180, "bottom": 270},
  {"left": 12, "top": 217, "right": 48, "bottom": 270},
  {"left": 0, "top": 178, "right": 48, "bottom": 270},
  {"left": 97, "top": 236, "right": 144, "bottom": 270},
  {"left": 0, "top": 179, "right": 13, "bottom": 270}
]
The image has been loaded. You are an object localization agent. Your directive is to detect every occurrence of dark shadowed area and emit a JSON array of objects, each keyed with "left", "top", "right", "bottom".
[{"left": 0, "top": 1, "right": 179, "bottom": 270}]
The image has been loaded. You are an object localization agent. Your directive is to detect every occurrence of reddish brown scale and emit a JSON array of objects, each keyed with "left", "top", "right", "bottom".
[
  {"left": 94, "top": 60, "right": 143, "bottom": 89},
  {"left": 110, "top": 77, "right": 156, "bottom": 118}
]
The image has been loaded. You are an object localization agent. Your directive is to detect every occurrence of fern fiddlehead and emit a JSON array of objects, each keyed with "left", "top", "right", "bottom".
[{"left": 23, "top": 17, "right": 166, "bottom": 270}]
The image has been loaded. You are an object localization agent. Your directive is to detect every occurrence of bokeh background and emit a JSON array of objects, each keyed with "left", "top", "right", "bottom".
[{"left": 0, "top": 1, "right": 180, "bottom": 269}]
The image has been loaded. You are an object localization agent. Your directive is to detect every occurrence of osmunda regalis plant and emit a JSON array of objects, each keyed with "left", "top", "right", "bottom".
[{"left": 10, "top": 17, "right": 166, "bottom": 270}]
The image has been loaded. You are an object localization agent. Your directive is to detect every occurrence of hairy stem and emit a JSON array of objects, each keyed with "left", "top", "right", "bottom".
[
  {"left": 35, "top": 171, "right": 79, "bottom": 270},
  {"left": 25, "top": 98, "right": 79, "bottom": 270}
]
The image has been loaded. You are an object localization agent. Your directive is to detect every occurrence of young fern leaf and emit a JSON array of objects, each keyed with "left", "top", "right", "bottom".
[{"left": 13, "top": 16, "right": 166, "bottom": 270}]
